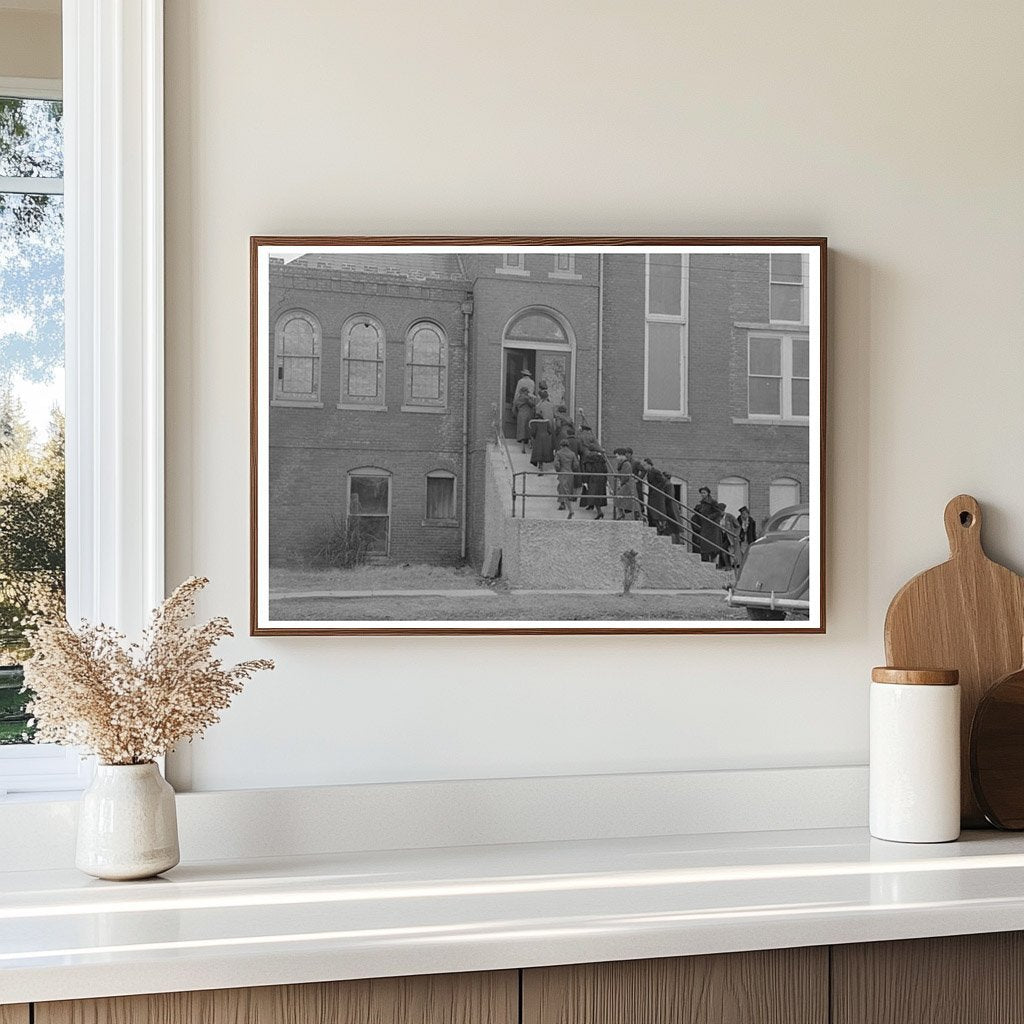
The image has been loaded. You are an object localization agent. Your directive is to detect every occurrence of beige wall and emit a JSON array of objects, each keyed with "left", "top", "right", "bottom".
[
  {"left": 164, "top": 0, "right": 1024, "bottom": 791},
  {"left": 0, "top": 8, "right": 60, "bottom": 81}
]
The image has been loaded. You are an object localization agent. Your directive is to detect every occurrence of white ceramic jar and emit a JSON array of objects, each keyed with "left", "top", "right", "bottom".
[
  {"left": 870, "top": 667, "right": 961, "bottom": 843},
  {"left": 76, "top": 762, "right": 180, "bottom": 880}
]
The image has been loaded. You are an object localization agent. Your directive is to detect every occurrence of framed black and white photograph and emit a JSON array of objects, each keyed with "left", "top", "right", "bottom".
[{"left": 250, "top": 237, "right": 826, "bottom": 635}]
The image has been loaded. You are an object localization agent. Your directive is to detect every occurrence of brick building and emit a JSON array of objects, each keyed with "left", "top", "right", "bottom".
[{"left": 267, "top": 249, "right": 811, "bottom": 570}]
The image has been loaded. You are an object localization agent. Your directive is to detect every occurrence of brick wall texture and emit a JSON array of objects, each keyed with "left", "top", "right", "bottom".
[{"left": 267, "top": 252, "right": 812, "bottom": 569}]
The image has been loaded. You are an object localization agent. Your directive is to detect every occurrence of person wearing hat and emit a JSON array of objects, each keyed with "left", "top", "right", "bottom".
[
  {"left": 692, "top": 486, "right": 719, "bottom": 561},
  {"left": 737, "top": 505, "right": 757, "bottom": 564},
  {"left": 512, "top": 379, "right": 536, "bottom": 453},
  {"left": 716, "top": 502, "right": 739, "bottom": 570},
  {"left": 515, "top": 367, "right": 535, "bottom": 396}
]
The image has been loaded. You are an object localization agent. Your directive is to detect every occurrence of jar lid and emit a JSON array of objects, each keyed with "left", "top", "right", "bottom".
[{"left": 871, "top": 667, "right": 959, "bottom": 686}]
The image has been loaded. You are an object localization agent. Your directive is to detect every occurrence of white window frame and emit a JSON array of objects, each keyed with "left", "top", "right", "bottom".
[
  {"left": 497, "top": 252, "right": 528, "bottom": 276},
  {"left": 769, "top": 477, "right": 802, "bottom": 515},
  {"left": 746, "top": 331, "right": 810, "bottom": 423},
  {"left": 272, "top": 309, "right": 322, "bottom": 407},
  {"left": 347, "top": 467, "right": 392, "bottom": 557},
  {"left": 0, "top": 1, "right": 166, "bottom": 797},
  {"left": 769, "top": 252, "right": 808, "bottom": 325},
  {"left": 339, "top": 314, "right": 387, "bottom": 411},
  {"left": 643, "top": 252, "right": 689, "bottom": 419},
  {"left": 402, "top": 319, "right": 448, "bottom": 412},
  {"left": 424, "top": 469, "right": 457, "bottom": 522},
  {"left": 548, "top": 253, "right": 580, "bottom": 280}
]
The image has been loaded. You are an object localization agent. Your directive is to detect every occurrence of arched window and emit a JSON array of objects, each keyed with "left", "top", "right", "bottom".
[
  {"left": 505, "top": 309, "right": 568, "bottom": 345},
  {"left": 425, "top": 470, "right": 457, "bottom": 521},
  {"left": 769, "top": 477, "right": 801, "bottom": 515},
  {"left": 273, "top": 310, "right": 321, "bottom": 405},
  {"left": 717, "top": 476, "right": 749, "bottom": 517},
  {"left": 347, "top": 467, "right": 391, "bottom": 555},
  {"left": 341, "top": 316, "right": 386, "bottom": 409},
  {"left": 404, "top": 321, "right": 448, "bottom": 410}
]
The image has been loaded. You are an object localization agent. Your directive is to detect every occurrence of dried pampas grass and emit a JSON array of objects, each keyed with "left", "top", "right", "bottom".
[{"left": 23, "top": 576, "right": 273, "bottom": 765}]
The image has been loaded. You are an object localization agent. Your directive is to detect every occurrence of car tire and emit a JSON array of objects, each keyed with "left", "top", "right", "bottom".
[{"left": 746, "top": 607, "right": 786, "bottom": 621}]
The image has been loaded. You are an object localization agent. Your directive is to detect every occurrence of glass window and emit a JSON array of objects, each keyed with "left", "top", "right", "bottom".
[
  {"left": 0, "top": 93, "right": 65, "bottom": 747},
  {"left": 769, "top": 477, "right": 801, "bottom": 515},
  {"left": 717, "top": 477, "right": 749, "bottom": 516},
  {"left": 747, "top": 333, "right": 810, "bottom": 420},
  {"left": 644, "top": 253, "right": 688, "bottom": 416},
  {"left": 342, "top": 317, "right": 385, "bottom": 406},
  {"left": 552, "top": 253, "right": 575, "bottom": 274},
  {"left": 273, "top": 312, "right": 320, "bottom": 402},
  {"left": 348, "top": 470, "right": 390, "bottom": 554},
  {"left": 505, "top": 311, "right": 567, "bottom": 344},
  {"left": 770, "top": 253, "right": 807, "bottom": 323},
  {"left": 426, "top": 472, "right": 455, "bottom": 520},
  {"left": 501, "top": 253, "right": 526, "bottom": 272},
  {"left": 404, "top": 321, "right": 447, "bottom": 408},
  {"left": 647, "top": 323, "right": 683, "bottom": 413}
]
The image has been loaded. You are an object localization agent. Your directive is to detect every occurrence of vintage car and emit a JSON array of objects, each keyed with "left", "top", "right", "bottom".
[{"left": 726, "top": 503, "right": 811, "bottom": 620}]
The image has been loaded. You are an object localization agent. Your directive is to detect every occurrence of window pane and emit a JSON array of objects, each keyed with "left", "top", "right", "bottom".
[
  {"left": 281, "top": 356, "right": 314, "bottom": 394},
  {"left": 426, "top": 476, "right": 455, "bottom": 519},
  {"left": 350, "top": 475, "right": 389, "bottom": 515},
  {"left": 771, "top": 282, "right": 802, "bottom": 321},
  {"left": 749, "top": 376, "right": 781, "bottom": 415},
  {"left": 749, "top": 337, "right": 781, "bottom": 375},
  {"left": 411, "top": 366, "right": 440, "bottom": 399},
  {"left": 770, "top": 253, "right": 802, "bottom": 283},
  {"left": 0, "top": 180, "right": 65, "bottom": 744},
  {"left": 792, "top": 377, "right": 810, "bottom": 416},
  {"left": 347, "top": 360, "right": 379, "bottom": 398},
  {"left": 411, "top": 326, "right": 441, "bottom": 364},
  {"left": 556, "top": 253, "right": 571, "bottom": 271},
  {"left": 282, "top": 317, "right": 314, "bottom": 355},
  {"left": 792, "top": 337, "right": 810, "bottom": 377},
  {"left": 349, "top": 515, "right": 388, "bottom": 554},
  {"left": 648, "top": 254, "right": 681, "bottom": 316},
  {"left": 0, "top": 98, "right": 63, "bottom": 178},
  {"left": 647, "top": 322, "right": 682, "bottom": 411},
  {"left": 507, "top": 312, "right": 565, "bottom": 343},
  {"left": 348, "top": 322, "right": 380, "bottom": 359}
]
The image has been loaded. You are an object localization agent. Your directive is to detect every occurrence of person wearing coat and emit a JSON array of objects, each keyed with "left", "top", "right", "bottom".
[
  {"left": 692, "top": 486, "right": 719, "bottom": 561},
  {"left": 612, "top": 448, "right": 639, "bottom": 520},
  {"left": 512, "top": 383, "right": 536, "bottom": 453},
  {"left": 553, "top": 405, "right": 573, "bottom": 448},
  {"left": 641, "top": 458, "right": 671, "bottom": 533},
  {"left": 553, "top": 438, "right": 581, "bottom": 517},
  {"left": 736, "top": 506, "right": 757, "bottom": 564},
  {"left": 717, "top": 504, "right": 739, "bottom": 569},
  {"left": 534, "top": 388, "right": 554, "bottom": 427},
  {"left": 529, "top": 415, "right": 555, "bottom": 471},
  {"left": 579, "top": 440, "right": 608, "bottom": 518}
]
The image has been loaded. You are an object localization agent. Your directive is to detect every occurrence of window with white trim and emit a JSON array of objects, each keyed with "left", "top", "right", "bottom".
[
  {"left": 550, "top": 253, "right": 576, "bottom": 276},
  {"left": 747, "top": 332, "right": 810, "bottom": 420},
  {"left": 341, "top": 315, "right": 386, "bottom": 408},
  {"left": 717, "top": 477, "right": 749, "bottom": 517},
  {"left": 348, "top": 468, "right": 391, "bottom": 555},
  {"left": 498, "top": 253, "right": 527, "bottom": 274},
  {"left": 425, "top": 470, "right": 456, "bottom": 521},
  {"left": 273, "top": 310, "right": 321, "bottom": 405},
  {"left": 769, "top": 477, "right": 801, "bottom": 514},
  {"left": 0, "top": 88, "right": 66, "bottom": 771},
  {"left": 404, "top": 321, "right": 447, "bottom": 410},
  {"left": 644, "top": 253, "right": 689, "bottom": 417},
  {"left": 769, "top": 253, "right": 808, "bottom": 324}
]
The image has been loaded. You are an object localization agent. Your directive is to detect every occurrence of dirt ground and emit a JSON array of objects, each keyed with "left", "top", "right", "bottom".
[
  {"left": 269, "top": 590, "right": 744, "bottom": 623},
  {"left": 271, "top": 563, "right": 486, "bottom": 593}
]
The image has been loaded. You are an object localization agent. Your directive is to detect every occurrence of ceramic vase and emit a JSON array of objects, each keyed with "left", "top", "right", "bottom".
[{"left": 76, "top": 762, "right": 180, "bottom": 880}]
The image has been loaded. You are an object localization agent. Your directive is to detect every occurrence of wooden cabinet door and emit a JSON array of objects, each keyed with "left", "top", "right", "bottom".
[
  {"left": 0, "top": 1007, "right": 29, "bottom": 1024},
  {"left": 523, "top": 949, "right": 828, "bottom": 1024},
  {"left": 36, "top": 971, "right": 517, "bottom": 1024},
  {"left": 832, "top": 932, "right": 1024, "bottom": 1024}
]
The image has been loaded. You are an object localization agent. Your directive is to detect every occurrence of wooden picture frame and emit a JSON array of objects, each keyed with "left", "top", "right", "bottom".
[{"left": 251, "top": 237, "right": 827, "bottom": 635}]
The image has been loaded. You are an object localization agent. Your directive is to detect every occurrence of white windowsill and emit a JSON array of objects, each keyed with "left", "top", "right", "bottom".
[
  {"left": 495, "top": 267, "right": 529, "bottom": 277},
  {"left": 642, "top": 413, "right": 691, "bottom": 422},
  {"left": 272, "top": 399, "right": 324, "bottom": 409},
  {"left": 735, "top": 321, "right": 810, "bottom": 331},
  {"left": 400, "top": 405, "right": 448, "bottom": 414},
  {"left": 337, "top": 403, "right": 388, "bottom": 412},
  {"left": 732, "top": 416, "right": 810, "bottom": 427},
  {"left": 547, "top": 272, "right": 583, "bottom": 281}
]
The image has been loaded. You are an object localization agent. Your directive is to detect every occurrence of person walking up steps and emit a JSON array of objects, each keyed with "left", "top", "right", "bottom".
[
  {"left": 513, "top": 382, "right": 536, "bottom": 454},
  {"left": 554, "top": 437, "right": 581, "bottom": 518}
]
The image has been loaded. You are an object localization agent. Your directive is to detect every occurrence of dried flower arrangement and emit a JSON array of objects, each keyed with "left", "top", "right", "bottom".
[{"left": 23, "top": 577, "right": 273, "bottom": 765}]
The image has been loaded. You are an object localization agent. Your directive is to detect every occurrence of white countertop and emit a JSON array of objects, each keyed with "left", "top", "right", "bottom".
[{"left": 4, "top": 826, "right": 1024, "bottom": 1005}]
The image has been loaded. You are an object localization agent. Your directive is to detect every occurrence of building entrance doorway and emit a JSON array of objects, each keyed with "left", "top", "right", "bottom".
[{"left": 502, "top": 348, "right": 536, "bottom": 438}]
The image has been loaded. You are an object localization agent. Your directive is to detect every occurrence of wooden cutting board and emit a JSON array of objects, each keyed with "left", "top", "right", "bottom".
[{"left": 884, "top": 494, "right": 1024, "bottom": 826}]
